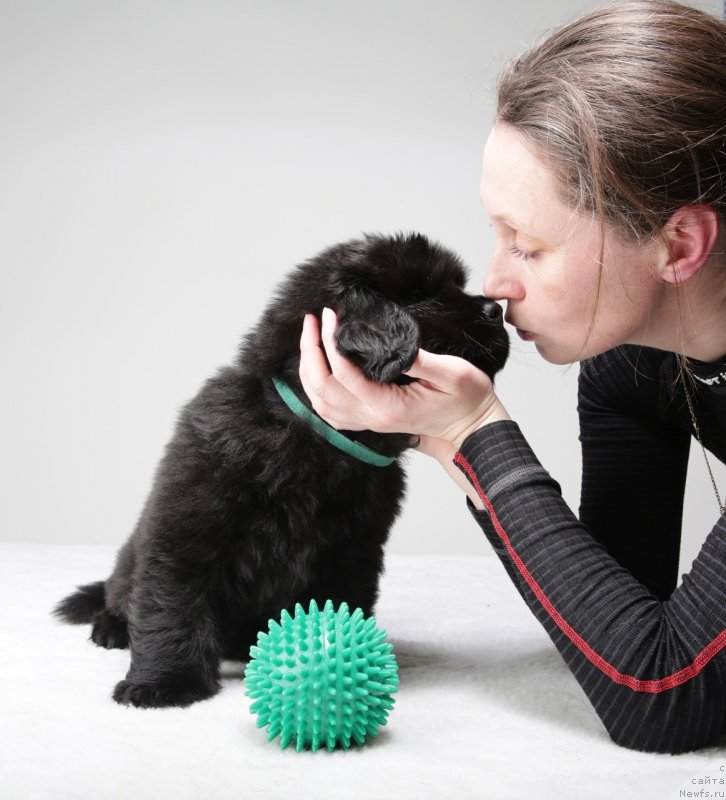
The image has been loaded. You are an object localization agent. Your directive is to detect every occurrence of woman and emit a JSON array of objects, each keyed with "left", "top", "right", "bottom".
[{"left": 299, "top": 0, "right": 726, "bottom": 754}]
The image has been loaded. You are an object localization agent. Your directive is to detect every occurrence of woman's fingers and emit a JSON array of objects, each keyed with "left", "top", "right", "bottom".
[
  {"left": 299, "top": 312, "right": 370, "bottom": 430},
  {"left": 404, "top": 347, "right": 490, "bottom": 395},
  {"left": 319, "top": 308, "right": 376, "bottom": 399},
  {"left": 403, "top": 348, "right": 456, "bottom": 390},
  {"left": 299, "top": 314, "right": 338, "bottom": 424},
  {"left": 322, "top": 308, "right": 412, "bottom": 422},
  {"left": 299, "top": 313, "right": 330, "bottom": 391}
]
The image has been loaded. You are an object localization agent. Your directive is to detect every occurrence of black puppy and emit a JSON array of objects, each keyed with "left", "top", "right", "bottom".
[{"left": 53, "top": 232, "right": 508, "bottom": 708}]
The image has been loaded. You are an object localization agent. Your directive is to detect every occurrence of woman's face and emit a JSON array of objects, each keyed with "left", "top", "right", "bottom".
[{"left": 481, "top": 124, "right": 666, "bottom": 365}]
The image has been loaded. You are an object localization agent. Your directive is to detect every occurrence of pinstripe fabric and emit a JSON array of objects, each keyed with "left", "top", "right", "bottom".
[{"left": 456, "top": 345, "right": 726, "bottom": 754}]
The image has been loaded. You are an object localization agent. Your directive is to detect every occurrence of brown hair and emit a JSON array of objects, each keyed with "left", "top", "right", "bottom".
[{"left": 496, "top": 0, "right": 726, "bottom": 246}]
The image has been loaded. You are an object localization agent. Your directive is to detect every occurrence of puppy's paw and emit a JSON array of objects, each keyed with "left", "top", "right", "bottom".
[
  {"left": 336, "top": 303, "right": 420, "bottom": 383},
  {"left": 91, "top": 611, "right": 129, "bottom": 650},
  {"left": 113, "top": 673, "right": 219, "bottom": 709}
]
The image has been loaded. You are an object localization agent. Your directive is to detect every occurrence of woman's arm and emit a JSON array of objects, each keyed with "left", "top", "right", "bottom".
[
  {"left": 299, "top": 310, "right": 726, "bottom": 753},
  {"left": 456, "top": 418, "right": 726, "bottom": 754},
  {"left": 577, "top": 350, "right": 689, "bottom": 600}
]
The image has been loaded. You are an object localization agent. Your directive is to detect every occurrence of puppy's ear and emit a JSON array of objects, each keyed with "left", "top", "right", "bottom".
[{"left": 335, "top": 301, "right": 421, "bottom": 383}]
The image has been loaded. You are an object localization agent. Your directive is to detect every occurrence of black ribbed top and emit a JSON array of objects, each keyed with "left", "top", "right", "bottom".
[{"left": 455, "top": 344, "right": 726, "bottom": 754}]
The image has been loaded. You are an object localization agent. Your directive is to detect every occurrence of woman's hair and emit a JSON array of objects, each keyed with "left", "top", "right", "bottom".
[{"left": 496, "top": 0, "right": 726, "bottom": 245}]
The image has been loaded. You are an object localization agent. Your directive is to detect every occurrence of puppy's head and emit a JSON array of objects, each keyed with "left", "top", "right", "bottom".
[{"left": 349, "top": 232, "right": 509, "bottom": 381}]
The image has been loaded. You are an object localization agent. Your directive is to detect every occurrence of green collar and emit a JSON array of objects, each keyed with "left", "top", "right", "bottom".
[{"left": 272, "top": 377, "right": 395, "bottom": 468}]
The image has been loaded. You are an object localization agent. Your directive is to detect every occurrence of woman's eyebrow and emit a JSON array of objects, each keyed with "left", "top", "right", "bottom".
[{"left": 489, "top": 212, "right": 544, "bottom": 240}]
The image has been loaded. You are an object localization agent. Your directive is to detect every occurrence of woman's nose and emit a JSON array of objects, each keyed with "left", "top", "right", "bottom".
[{"left": 483, "top": 255, "right": 525, "bottom": 303}]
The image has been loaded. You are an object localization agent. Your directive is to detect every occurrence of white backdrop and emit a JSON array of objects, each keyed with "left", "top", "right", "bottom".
[{"left": 2, "top": 0, "right": 723, "bottom": 570}]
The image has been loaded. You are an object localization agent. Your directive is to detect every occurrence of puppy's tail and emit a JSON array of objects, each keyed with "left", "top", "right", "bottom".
[{"left": 52, "top": 581, "right": 106, "bottom": 624}]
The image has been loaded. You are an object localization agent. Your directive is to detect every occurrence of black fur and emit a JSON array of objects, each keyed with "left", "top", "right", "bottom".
[{"left": 53, "top": 232, "right": 508, "bottom": 708}]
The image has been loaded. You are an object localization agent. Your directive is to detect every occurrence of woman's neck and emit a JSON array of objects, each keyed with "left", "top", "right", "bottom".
[
  {"left": 660, "top": 260, "right": 726, "bottom": 362},
  {"left": 631, "top": 258, "right": 726, "bottom": 362}
]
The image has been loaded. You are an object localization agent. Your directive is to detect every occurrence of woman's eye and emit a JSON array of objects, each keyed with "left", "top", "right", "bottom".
[{"left": 509, "top": 244, "right": 538, "bottom": 261}]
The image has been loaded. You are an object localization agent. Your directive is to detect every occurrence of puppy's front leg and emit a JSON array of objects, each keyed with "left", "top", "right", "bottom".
[
  {"left": 113, "top": 571, "right": 221, "bottom": 709},
  {"left": 335, "top": 300, "right": 420, "bottom": 383}
]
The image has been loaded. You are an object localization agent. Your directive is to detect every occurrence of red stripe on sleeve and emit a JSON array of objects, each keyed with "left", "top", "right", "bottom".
[{"left": 455, "top": 452, "right": 726, "bottom": 693}]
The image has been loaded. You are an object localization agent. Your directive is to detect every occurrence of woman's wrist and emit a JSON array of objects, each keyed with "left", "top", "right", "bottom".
[
  {"left": 449, "top": 396, "right": 511, "bottom": 451},
  {"left": 421, "top": 398, "right": 511, "bottom": 512},
  {"left": 432, "top": 442, "right": 487, "bottom": 510}
]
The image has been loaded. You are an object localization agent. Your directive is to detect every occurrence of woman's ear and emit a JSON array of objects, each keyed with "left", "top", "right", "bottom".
[{"left": 659, "top": 205, "right": 720, "bottom": 285}]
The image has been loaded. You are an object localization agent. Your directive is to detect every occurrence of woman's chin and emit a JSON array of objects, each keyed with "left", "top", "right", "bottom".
[{"left": 533, "top": 341, "right": 575, "bottom": 365}]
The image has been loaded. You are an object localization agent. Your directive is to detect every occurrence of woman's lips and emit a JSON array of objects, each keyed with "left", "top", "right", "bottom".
[{"left": 505, "top": 313, "right": 537, "bottom": 341}]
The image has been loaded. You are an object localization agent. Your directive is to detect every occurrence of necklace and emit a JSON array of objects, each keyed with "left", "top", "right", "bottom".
[{"left": 682, "top": 375, "right": 725, "bottom": 515}]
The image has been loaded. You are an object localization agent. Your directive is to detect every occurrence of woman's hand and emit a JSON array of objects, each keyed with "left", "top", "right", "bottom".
[{"left": 298, "top": 308, "right": 510, "bottom": 458}]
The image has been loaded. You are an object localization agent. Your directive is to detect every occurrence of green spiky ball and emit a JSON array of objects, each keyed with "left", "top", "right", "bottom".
[{"left": 244, "top": 599, "right": 399, "bottom": 752}]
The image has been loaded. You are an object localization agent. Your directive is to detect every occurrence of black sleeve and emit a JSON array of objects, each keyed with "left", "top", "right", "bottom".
[
  {"left": 456, "top": 420, "right": 726, "bottom": 754},
  {"left": 577, "top": 352, "right": 691, "bottom": 600}
]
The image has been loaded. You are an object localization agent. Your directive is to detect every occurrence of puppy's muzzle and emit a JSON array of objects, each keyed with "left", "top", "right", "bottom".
[{"left": 480, "top": 298, "right": 504, "bottom": 324}]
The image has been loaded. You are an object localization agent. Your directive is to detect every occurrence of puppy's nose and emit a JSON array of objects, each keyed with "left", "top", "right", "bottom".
[{"left": 481, "top": 299, "right": 504, "bottom": 323}]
